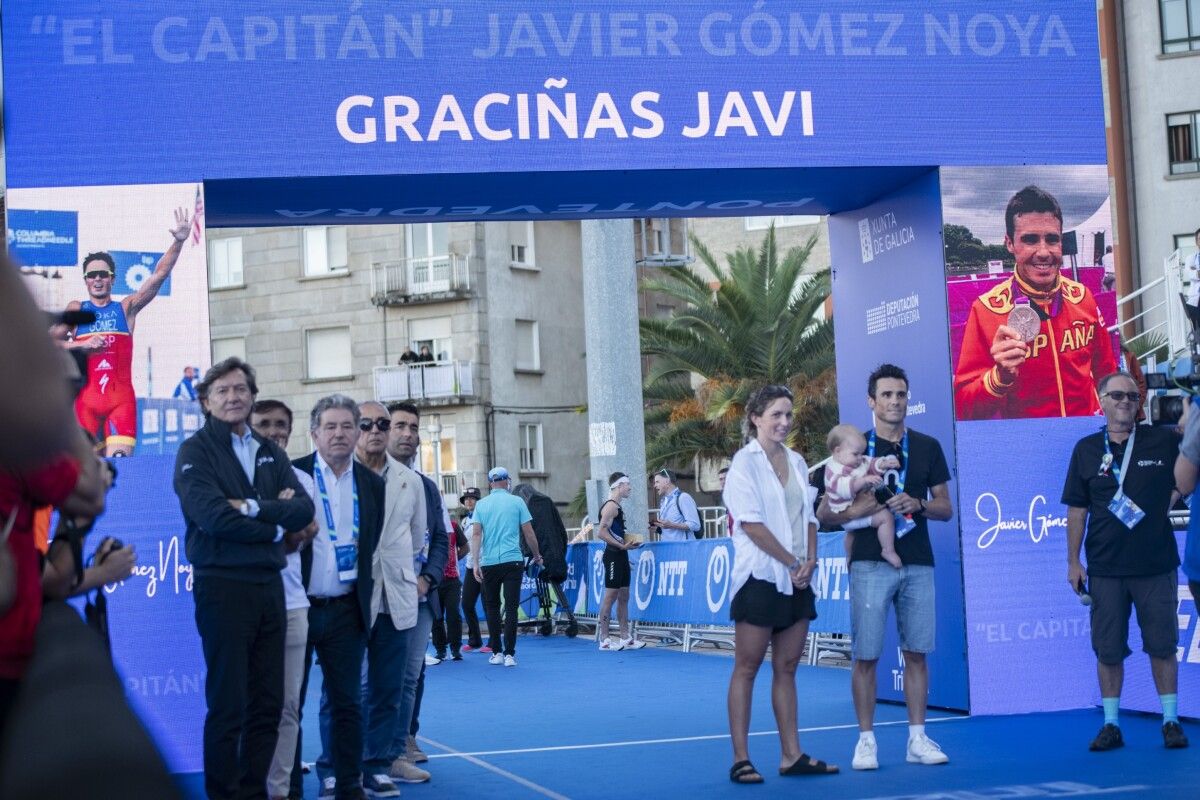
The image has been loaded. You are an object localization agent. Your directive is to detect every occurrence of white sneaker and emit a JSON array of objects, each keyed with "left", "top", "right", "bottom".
[
  {"left": 488, "top": 652, "right": 504, "bottom": 665},
  {"left": 424, "top": 653, "right": 441, "bottom": 666},
  {"left": 599, "top": 637, "right": 625, "bottom": 651},
  {"left": 504, "top": 654, "right": 517, "bottom": 667},
  {"left": 852, "top": 737, "right": 879, "bottom": 770},
  {"left": 622, "top": 637, "right": 647, "bottom": 650},
  {"left": 907, "top": 733, "right": 949, "bottom": 765}
]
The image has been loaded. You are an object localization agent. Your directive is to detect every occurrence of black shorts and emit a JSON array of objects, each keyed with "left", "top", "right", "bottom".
[
  {"left": 1089, "top": 571, "right": 1179, "bottom": 664},
  {"left": 603, "top": 548, "right": 630, "bottom": 589},
  {"left": 730, "top": 577, "right": 817, "bottom": 632}
]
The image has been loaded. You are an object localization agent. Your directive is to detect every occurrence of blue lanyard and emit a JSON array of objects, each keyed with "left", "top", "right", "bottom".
[
  {"left": 313, "top": 465, "right": 359, "bottom": 544},
  {"left": 868, "top": 430, "right": 908, "bottom": 494},
  {"left": 1101, "top": 426, "right": 1136, "bottom": 492}
]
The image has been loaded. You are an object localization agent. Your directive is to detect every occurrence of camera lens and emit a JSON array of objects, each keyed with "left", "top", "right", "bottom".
[{"left": 1151, "top": 395, "right": 1185, "bottom": 426}]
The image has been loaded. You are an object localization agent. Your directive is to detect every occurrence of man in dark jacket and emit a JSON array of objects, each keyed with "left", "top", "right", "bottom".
[
  {"left": 292, "top": 395, "right": 387, "bottom": 799},
  {"left": 173, "top": 358, "right": 315, "bottom": 800}
]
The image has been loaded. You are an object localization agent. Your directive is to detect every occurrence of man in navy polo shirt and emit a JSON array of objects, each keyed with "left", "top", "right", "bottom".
[
  {"left": 469, "top": 467, "right": 542, "bottom": 667},
  {"left": 1064, "top": 371, "right": 1188, "bottom": 752}
]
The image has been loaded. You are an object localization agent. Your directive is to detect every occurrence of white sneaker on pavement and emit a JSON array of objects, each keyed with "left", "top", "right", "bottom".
[
  {"left": 621, "top": 637, "right": 647, "bottom": 650},
  {"left": 504, "top": 654, "right": 517, "bottom": 667},
  {"left": 907, "top": 733, "right": 949, "bottom": 765},
  {"left": 424, "top": 653, "right": 441, "bottom": 666},
  {"left": 599, "top": 637, "right": 624, "bottom": 651},
  {"left": 488, "top": 652, "right": 504, "bottom": 665},
  {"left": 852, "top": 737, "right": 878, "bottom": 770}
]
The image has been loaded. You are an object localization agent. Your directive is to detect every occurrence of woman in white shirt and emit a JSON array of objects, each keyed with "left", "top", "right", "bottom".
[{"left": 722, "top": 385, "right": 838, "bottom": 783}]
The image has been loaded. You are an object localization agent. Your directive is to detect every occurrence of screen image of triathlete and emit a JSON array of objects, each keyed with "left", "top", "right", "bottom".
[{"left": 65, "top": 207, "right": 192, "bottom": 456}]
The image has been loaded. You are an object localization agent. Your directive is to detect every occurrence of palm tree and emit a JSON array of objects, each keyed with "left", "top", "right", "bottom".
[{"left": 639, "top": 225, "right": 837, "bottom": 469}]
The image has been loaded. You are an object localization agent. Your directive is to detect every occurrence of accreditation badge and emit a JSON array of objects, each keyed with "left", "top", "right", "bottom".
[
  {"left": 335, "top": 542, "right": 359, "bottom": 583},
  {"left": 1107, "top": 492, "right": 1145, "bottom": 530},
  {"left": 894, "top": 514, "right": 917, "bottom": 539}
]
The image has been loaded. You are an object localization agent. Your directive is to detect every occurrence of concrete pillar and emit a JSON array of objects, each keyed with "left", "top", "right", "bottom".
[{"left": 580, "top": 219, "right": 649, "bottom": 536}]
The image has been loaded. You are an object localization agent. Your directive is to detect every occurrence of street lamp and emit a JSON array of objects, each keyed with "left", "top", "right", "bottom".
[{"left": 427, "top": 413, "right": 443, "bottom": 496}]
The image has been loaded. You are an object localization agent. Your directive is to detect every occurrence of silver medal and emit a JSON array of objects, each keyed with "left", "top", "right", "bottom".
[{"left": 1007, "top": 302, "right": 1041, "bottom": 342}]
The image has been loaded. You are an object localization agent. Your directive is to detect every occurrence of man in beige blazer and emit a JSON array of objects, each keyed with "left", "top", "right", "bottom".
[{"left": 356, "top": 400, "right": 427, "bottom": 796}]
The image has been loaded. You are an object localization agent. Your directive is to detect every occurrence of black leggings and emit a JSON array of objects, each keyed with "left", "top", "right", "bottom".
[
  {"left": 431, "top": 577, "right": 463, "bottom": 656},
  {"left": 462, "top": 567, "right": 483, "bottom": 648}
]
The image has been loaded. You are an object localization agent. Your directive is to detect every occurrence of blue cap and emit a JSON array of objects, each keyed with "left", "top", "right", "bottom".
[{"left": 487, "top": 466, "right": 510, "bottom": 482}]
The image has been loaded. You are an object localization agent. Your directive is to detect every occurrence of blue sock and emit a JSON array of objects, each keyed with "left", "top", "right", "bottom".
[
  {"left": 1162, "top": 694, "right": 1179, "bottom": 725},
  {"left": 1102, "top": 697, "right": 1120, "bottom": 726}
]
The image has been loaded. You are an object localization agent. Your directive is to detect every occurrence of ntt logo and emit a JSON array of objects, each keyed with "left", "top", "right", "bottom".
[
  {"left": 591, "top": 549, "right": 604, "bottom": 605},
  {"left": 634, "top": 550, "right": 656, "bottom": 611},
  {"left": 706, "top": 544, "right": 730, "bottom": 613}
]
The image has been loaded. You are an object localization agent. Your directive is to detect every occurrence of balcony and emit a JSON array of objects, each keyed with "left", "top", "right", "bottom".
[
  {"left": 370, "top": 253, "right": 471, "bottom": 306},
  {"left": 437, "top": 471, "right": 482, "bottom": 506},
  {"left": 374, "top": 361, "right": 476, "bottom": 406}
]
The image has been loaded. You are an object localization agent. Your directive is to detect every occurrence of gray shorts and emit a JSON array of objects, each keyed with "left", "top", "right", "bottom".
[
  {"left": 1089, "top": 571, "right": 1179, "bottom": 665},
  {"left": 849, "top": 561, "right": 935, "bottom": 661}
]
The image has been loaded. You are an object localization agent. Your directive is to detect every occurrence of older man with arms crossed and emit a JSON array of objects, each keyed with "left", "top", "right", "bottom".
[{"left": 174, "top": 359, "right": 314, "bottom": 800}]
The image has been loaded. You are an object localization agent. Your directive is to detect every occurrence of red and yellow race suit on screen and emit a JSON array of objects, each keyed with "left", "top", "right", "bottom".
[
  {"left": 954, "top": 275, "right": 1118, "bottom": 420},
  {"left": 73, "top": 299, "right": 137, "bottom": 448}
]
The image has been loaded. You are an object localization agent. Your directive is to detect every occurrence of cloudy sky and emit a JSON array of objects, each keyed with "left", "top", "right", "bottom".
[{"left": 941, "top": 165, "right": 1109, "bottom": 245}]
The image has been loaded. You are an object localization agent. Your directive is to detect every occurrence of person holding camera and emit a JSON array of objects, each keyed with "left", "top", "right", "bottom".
[
  {"left": 816, "top": 364, "right": 954, "bottom": 771},
  {"left": 1062, "top": 370, "right": 1188, "bottom": 751},
  {"left": 0, "top": 427, "right": 111, "bottom": 735},
  {"left": 1174, "top": 397, "right": 1200, "bottom": 607}
]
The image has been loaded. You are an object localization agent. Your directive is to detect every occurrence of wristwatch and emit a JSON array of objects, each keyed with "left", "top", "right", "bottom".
[
  {"left": 917, "top": 498, "right": 927, "bottom": 515},
  {"left": 788, "top": 557, "right": 802, "bottom": 571}
]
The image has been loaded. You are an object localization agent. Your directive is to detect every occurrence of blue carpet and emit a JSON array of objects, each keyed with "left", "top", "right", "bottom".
[{"left": 177, "top": 635, "right": 1197, "bottom": 799}]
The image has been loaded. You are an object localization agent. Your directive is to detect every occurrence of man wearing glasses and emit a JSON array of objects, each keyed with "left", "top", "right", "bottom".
[
  {"left": 652, "top": 468, "right": 702, "bottom": 542},
  {"left": 1061, "top": 371, "right": 1189, "bottom": 752},
  {"left": 954, "top": 185, "right": 1117, "bottom": 420},
  {"left": 66, "top": 207, "right": 193, "bottom": 455}
]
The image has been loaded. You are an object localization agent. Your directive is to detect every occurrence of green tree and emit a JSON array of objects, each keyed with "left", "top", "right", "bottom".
[{"left": 638, "top": 225, "right": 837, "bottom": 470}]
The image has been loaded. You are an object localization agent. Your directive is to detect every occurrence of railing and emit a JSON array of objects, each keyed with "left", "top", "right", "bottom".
[
  {"left": 373, "top": 361, "right": 474, "bottom": 403},
  {"left": 370, "top": 253, "right": 470, "bottom": 303},
  {"left": 1110, "top": 250, "right": 1190, "bottom": 361},
  {"left": 439, "top": 471, "right": 482, "bottom": 502}
]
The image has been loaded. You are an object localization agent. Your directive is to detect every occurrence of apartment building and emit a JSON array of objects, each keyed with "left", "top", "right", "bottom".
[
  {"left": 205, "top": 214, "right": 827, "bottom": 513},
  {"left": 1119, "top": 3, "right": 1200, "bottom": 280},
  {"left": 206, "top": 221, "right": 588, "bottom": 509}
]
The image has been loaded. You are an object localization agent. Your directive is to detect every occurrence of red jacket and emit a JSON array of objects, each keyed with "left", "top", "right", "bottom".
[
  {"left": 954, "top": 275, "right": 1117, "bottom": 420},
  {"left": 0, "top": 455, "right": 80, "bottom": 680}
]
